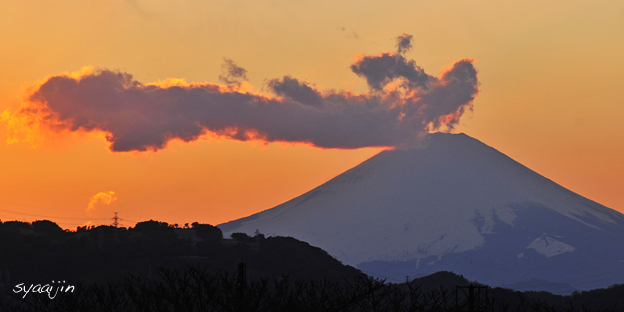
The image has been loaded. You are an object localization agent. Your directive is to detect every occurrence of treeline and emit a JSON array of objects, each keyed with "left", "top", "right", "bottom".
[
  {"left": 3, "top": 266, "right": 624, "bottom": 312},
  {"left": 0, "top": 219, "right": 361, "bottom": 289},
  {"left": 2, "top": 266, "right": 443, "bottom": 312},
  {"left": 2, "top": 220, "right": 624, "bottom": 311}
]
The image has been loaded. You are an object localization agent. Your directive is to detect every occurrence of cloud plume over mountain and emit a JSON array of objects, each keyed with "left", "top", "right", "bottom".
[
  {"left": 395, "top": 33, "right": 413, "bottom": 55},
  {"left": 2, "top": 35, "right": 479, "bottom": 152},
  {"left": 218, "top": 58, "right": 248, "bottom": 84}
]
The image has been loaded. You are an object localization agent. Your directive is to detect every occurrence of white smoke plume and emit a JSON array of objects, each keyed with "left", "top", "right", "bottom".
[{"left": 87, "top": 191, "right": 117, "bottom": 212}]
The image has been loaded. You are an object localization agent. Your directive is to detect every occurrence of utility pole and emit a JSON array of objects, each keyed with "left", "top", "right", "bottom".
[
  {"left": 456, "top": 284, "right": 491, "bottom": 312},
  {"left": 236, "top": 261, "right": 248, "bottom": 312}
]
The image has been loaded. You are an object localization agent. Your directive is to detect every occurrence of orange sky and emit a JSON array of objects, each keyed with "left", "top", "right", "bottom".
[{"left": 1, "top": 0, "right": 623, "bottom": 229}]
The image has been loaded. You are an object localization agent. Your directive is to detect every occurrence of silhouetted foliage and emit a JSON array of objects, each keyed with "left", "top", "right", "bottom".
[
  {"left": 254, "top": 229, "right": 266, "bottom": 240},
  {"left": 75, "top": 225, "right": 94, "bottom": 232},
  {"left": 31, "top": 220, "right": 64, "bottom": 236},
  {"left": 0, "top": 221, "right": 31, "bottom": 229},
  {"left": 131, "top": 219, "right": 177, "bottom": 241},
  {"left": 2, "top": 220, "right": 624, "bottom": 311},
  {"left": 133, "top": 220, "right": 170, "bottom": 231},
  {"left": 0, "top": 219, "right": 361, "bottom": 294},
  {"left": 231, "top": 232, "right": 251, "bottom": 241},
  {"left": 191, "top": 222, "right": 223, "bottom": 241},
  {"left": 5, "top": 266, "right": 624, "bottom": 312},
  {"left": 0, "top": 266, "right": 453, "bottom": 312}
]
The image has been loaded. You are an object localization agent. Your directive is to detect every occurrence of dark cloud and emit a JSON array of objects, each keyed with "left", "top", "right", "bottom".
[
  {"left": 350, "top": 53, "right": 431, "bottom": 91},
  {"left": 267, "top": 76, "right": 323, "bottom": 107},
  {"left": 5, "top": 40, "right": 479, "bottom": 152},
  {"left": 407, "top": 59, "right": 479, "bottom": 130},
  {"left": 218, "top": 58, "right": 248, "bottom": 84},
  {"left": 396, "top": 33, "right": 413, "bottom": 55},
  {"left": 340, "top": 27, "right": 359, "bottom": 39}
]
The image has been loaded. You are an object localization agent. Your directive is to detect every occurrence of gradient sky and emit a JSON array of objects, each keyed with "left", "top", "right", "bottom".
[{"left": 1, "top": 0, "right": 623, "bottom": 230}]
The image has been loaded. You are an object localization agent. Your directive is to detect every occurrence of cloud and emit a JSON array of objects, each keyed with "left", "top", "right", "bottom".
[
  {"left": 340, "top": 27, "right": 359, "bottom": 39},
  {"left": 350, "top": 52, "right": 431, "bottom": 91},
  {"left": 2, "top": 35, "right": 479, "bottom": 152},
  {"left": 218, "top": 58, "right": 248, "bottom": 84},
  {"left": 87, "top": 191, "right": 117, "bottom": 212},
  {"left": 396, "top": 33, "right": 413, "bottom": 55},
  {"left": 267, "top": 76, "right": 323, "bottom": 107},
  {"left": 415, "top": 59, "right": 479, "bottom": 129}
]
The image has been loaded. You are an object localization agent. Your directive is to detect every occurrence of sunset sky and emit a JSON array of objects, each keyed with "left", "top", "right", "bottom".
[{"left": 1, "top": 0, "right": 623, "bottom": 230}]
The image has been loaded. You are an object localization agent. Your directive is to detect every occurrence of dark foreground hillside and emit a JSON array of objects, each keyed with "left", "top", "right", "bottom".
[
  {"left": 4, "top": 268, "right": 624, "bottom": 312},
  {"left": 2, "top": 220, "right": 624, "bottom": 311},
  {"left": 0, "top": 220, "right": 361, "bottom": 285}
]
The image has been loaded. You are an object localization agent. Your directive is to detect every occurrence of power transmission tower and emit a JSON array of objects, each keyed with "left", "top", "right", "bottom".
[
  {"left": 111, "top": 212, "right": 122, "bottom": 228},
  {"left": 111, "top": 212, "right": 123, "bottom": 240}
]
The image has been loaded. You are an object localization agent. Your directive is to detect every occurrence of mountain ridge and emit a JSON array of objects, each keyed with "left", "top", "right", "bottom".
[{"left": 219, "top": 132, "right": 624, "bottom": 293}]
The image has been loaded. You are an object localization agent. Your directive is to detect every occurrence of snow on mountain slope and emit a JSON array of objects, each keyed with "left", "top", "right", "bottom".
[
  {"left": 219, "top": 133, "right": 624, "bottom": 292},
  {"left": 526, "top": 236, "right": 575, "bottom": 258}
]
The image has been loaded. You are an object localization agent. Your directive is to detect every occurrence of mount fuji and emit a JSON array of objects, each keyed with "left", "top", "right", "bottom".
[{"left": 219, "top": 133, "right": 624, "bottom": 294}]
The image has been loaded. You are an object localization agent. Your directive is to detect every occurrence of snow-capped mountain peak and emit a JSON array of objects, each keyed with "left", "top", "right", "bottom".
[{"left": 219, "top": 133, "right": 624, "bottom": 293}]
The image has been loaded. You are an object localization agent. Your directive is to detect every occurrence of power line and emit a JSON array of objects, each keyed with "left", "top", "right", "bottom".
[
  {"left": 0, "top": 207, "right": 110, "bottom": 221},
  {"left": 0, "top": 208, "right": 147, "bottom": 233},
  {"left": 1, "top": 201, "right": 155, "bottom": 228}
]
